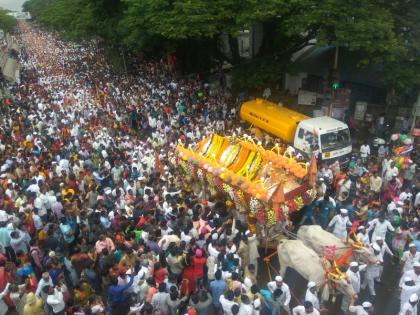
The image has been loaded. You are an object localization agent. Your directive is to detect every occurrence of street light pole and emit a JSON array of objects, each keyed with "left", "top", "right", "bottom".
[{"left": 328, "top": 46, "right": 339, "bottom": 117}]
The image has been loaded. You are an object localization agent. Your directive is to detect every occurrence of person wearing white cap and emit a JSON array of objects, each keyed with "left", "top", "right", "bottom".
[
  {"left": 361, "top": 243, "right": 382, "bottom": 296},
  {"left": 267, "top": 276, "right": 291, "bottom": 314},
  {"left": 399, "top": 261, "right": 420, "bottom": 288},
  {"left": 344, "top": 261, "right": 367, "bottom": 311},
  {"left": 401, "top": 243, "right": 420, "bottom": 273},
  {"left": 327, "top": 208, "right": 352, "bottom": 240},
  {"left": 366, "top": 212, "right": 395, "bottom": 243},
  {"left": 342, "top": 261, "right": 366, "bottom": 313},
  {"left": 399, "top": 293, "right": 418, "bottom": 315},
  {"left": 400, "top": 276, "right": 420, "bottom": 311},
  {"left": 304, "top": 282, "right": 319, "bottom": 311},
  {"left": 371, "top": 236, "right": 393, "bottom": 282},
  {"left": 349, "top": 298, "right": 373, "bottom": 315},
  {"left": 356, "top": 226, "right": 370, "bottom": 245}
]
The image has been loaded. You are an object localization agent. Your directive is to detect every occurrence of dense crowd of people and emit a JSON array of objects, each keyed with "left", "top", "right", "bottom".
[{"left": 0, "top": 21, "right": 418, "bottom": 315}]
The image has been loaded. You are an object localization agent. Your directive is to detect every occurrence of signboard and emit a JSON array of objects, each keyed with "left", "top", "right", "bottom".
[{"left": 298, "top": 90, "right": 317, "bottom": 106}]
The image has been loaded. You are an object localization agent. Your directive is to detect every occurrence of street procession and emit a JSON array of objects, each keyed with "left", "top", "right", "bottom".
[{"left": 0, "top": 1, "right": 419, "bottom": 315}]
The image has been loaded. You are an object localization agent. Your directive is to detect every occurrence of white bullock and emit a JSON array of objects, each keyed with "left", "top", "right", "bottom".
[
  {"left": 297, "top": 225, "right": 378, "bottom": 265},
  {"left": 277, "top": 239, "right": 356, "bottom": 302}
]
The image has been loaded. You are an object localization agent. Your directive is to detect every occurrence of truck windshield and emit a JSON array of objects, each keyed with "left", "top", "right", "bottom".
[{"left": 320, "top": 129, "right": 351, "bottom": 151}]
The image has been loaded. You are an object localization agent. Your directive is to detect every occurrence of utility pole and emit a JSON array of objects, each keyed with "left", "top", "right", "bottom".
[
  {"left": 120, "top": 47, "right": 127, "bottom": 74},
  {"left": 328, "top": 46, "right": 339, "bottom": 117}
]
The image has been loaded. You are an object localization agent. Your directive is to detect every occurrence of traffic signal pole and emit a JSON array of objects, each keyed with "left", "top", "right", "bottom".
[{"left": 328, "top": 46, "right": 339, "bottom": 117}]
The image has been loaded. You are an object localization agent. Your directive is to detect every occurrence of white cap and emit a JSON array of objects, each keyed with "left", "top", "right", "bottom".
[
  {"left": 350, "top": 262, "right": 358, "bottom": 267},
  {"left": 404, "top": 276, "right": 413, "bottom": 282},
  {"left": 409, "top": 243, "right": 416, "bottom": 248},
  {"left": 375, "top": 236, "right": 383, "bottom": 241},
  {"left": 409, "top": 293, "right": 419, "bottom": 303},
  {"left": 253, "top": 299, "right": 261, "bottom": 308},
  {"left": 362, "top": 301, "right": 372, "bottom": 308},
  {"left": 307, "top": 281, "right": 316, "bottom": 288},
  {"left": 275, "top": 276, "right": 283, "bottom": 282},
  {"left": 413, "top": 261, "right": 420, "bottom": 268},
  {"left": 340, "top": 209, "right": 348, "bottom": 215},
  {"left": 358, "top": 225, "right": 365, "bottom": 230}
]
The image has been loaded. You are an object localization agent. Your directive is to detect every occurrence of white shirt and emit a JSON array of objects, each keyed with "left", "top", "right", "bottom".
[
  {"left": 400, "top": 283, "right": 420, "bottom": 308},
  {"left": 219, "top": 295, "right": 237, "bottom": 315},
  {"left": 399, "top": 192, "right": 413, "bottom": 202},
  {"left": 401, "top": 251, "right": 420, "bottom": 273},
  {"left": 304, "top": 289, "right": 320, "bottom": 310},
  {"left": 373, "top": 241, "right": 393, "bottom": 261},
  {"left": 399, "top": 270, "right": 420, "bottom": 287},
  {"left": 238, "top": 304, "right": 253, "bottom": 315},
  {"left": 415, "top": 192, "right": 420, "bottom": 208},
  {"left": 348, "top": 305, "right": 369, "bottom": 315},
  {"left": 399, "top": 301, "right": 417, "bottom": 315},
  {"left": 328, "top": 215, "right": 351, "bottom": 239},
  {"left": 267, "top": 282, "right": 291, "bottom": 306},
  {"left": 357, "top": 232, "right": 370, "bottom": 245},
  {"left": 360, "top": 145, "right": 370, "bottom": 158},
  {"left": 385, "top": 166, "right": 399, "bottom": 182},
  {"left": 292, "top": 305, "right": 320, "bottom": 315},
  {"left": 46, "top": 288, "right": 65, "bottom": 313},
  {"left": 367, "top": 218, "right": 395, "bottom": 241},
  {"left": 346, "top": 265, "right": 367, "bottom": 293}
]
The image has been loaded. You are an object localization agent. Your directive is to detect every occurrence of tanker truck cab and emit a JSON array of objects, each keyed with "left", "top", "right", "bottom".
[
  {"left": 239, "top": 99, "right": 352, "bottom": 166},
  {"left": 294, "top": 117, "right": 352, "bottom": 165}
]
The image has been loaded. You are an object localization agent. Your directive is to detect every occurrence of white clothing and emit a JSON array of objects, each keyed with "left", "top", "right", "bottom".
[
  {"left": 304, "top": 289, "right": 320, "bottom": 310},
  {"left": 385, "top": 166, "right": 399, "bottom": 182},
  {"left": 360, "top": 145, "right": 370, "bottom": 158},
  {"left": 357, "top": 232, "right": 370, "bottom": 245},
  {"left": 399, "top": 191, "right": 413, "bottom": 202},
  {"left": 348, "top": 305, "right": 368, "bottom": 315},
  {"left": 238, "top": 304, "right": 253, "bottom": 315},
  {"left": 399, "top": 301, "right": 417, "bottom": 315},
  {"left": 328, "top": 215, "right": 351, "bottom": 240},
  {"left": 267, "top": 281, "right": 291, "bottom": 306},
  {"left": 346, "top": 264, "right": 367, "bottom": 293},
  {"left": 400, "top": 283, "right": 420, "bottom": 310},
  {"left": 374, "top": 241, "right": 393, "bottom": 261},
  {"left": 46, "top": 288, "right": 65, "bottom": 313},
  {"left": 401, "top": 251, "right": 420, "bottom": 273},
  {"left": 292, "top": 305, "right": 320, "bottom": 315},
  {"left": 219, "top": 295, "right": 237, "bottom": 315},
  {"left": 367, "top": 218, "right": 395, "bottom": 242},
  {"left": 399, "top": 270, "right": 420, "bottom": 287},
  {"left": 0, "top": 284, "right": 10, "bottom": 315},
  {"left": 415, "top": 192, "right": 420, "bottom": 208}
]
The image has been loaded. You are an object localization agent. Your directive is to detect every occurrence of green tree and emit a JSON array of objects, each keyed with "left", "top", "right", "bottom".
[{"left": 0, "top": 9, "right": 17, "bottom": 32}]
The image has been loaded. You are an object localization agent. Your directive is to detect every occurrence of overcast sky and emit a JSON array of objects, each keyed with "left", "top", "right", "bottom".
[{"left": 0, "top": 0, "right": 25, "bottom": 12}]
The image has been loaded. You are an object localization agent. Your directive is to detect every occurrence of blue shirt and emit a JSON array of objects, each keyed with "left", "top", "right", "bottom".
[
  {"left": 107, "top": 276, "right": 134, "bottom": 304},
  {"left": 209, "top": 279, "right": 227, "bottom": 307},
  {"left": 315, "top": 200, "right": 334, "bottom": 218}
]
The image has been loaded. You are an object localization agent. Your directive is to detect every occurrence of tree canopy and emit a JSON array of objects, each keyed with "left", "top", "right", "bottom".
[
  {"left": 22, "top": 0, "right": 420, "bottom": 95},
  {"left": 0, "top": 8, "right": 17, "bottom": 33}
]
